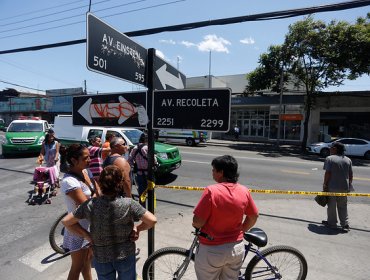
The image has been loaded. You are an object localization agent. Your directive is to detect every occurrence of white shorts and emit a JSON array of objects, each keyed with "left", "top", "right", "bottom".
[{"left": 195, "top": 241, "right": 244, "bottom": 280}]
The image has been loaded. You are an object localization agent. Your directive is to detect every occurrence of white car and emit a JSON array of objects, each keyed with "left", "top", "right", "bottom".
[{"left": 307, "top": 138, "right": 370, "bottom": 159}]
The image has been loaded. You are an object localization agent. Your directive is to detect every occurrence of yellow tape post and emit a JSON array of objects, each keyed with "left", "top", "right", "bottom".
[
  {"left": 139, "top": 180, "right": 156, "bottom": 204},
  {"left": 154, "top": 185, "right": 370, "bottom": 197}
]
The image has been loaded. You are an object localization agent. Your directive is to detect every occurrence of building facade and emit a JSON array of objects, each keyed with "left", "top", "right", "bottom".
[{"left": 1, "top": 77, "right": 369, "bottom": 145}]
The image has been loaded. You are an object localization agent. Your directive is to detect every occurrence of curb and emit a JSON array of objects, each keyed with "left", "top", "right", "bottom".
[{"left": 205, "top": 140, "right": 302, "bottom": 155}]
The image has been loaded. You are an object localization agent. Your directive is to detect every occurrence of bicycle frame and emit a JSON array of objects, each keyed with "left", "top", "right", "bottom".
[
  {"left": 172, "top": 234, "right": 199, "bottom": 279},
  {"left": 182, "top": 233, "right": 282, "bottom": 280},
  {"left": 240, "top": 242, "right": 281, "bottom": 280},
  {"left": 178, "top": 233, "right": 282, "bottom": 280},
  {"left": 143, "top": 228, "right": 306, "bottom": 280}
]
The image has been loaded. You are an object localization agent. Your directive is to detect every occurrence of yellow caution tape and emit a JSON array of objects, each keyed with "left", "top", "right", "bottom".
[
  {"left": 156, "top": 185, "right": 205, "bottom": 191},
  {"left": 152, "top": 185, "right": 370, "bottom": 197},
  {"left": 249, "top": 189, "right": 370, "bottom": 197},
  {"left": 139, "top": 182, "right": 370, "bottom": 198}
]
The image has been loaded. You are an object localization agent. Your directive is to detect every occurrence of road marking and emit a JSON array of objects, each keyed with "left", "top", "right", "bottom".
[
  {"left": 181, "top": 151, "right": 319, "bottom": 165},
  {"left": 281, "top": 169, "right": 310, "bottom": 175},
  {"left": 182, "top": 159, "right": 208, "bottom": 164},
  {"left": 18, "top": 242, "right": 57, "bottom": 272},
  {"left": 180, "top": 150, "right": 370, "bottom": 170},
  {"left": 354, "top": 177, "right": 370, "bottom": 182},
  {"left": 17, "top": 242, "right": 99, "bottom": 279}
]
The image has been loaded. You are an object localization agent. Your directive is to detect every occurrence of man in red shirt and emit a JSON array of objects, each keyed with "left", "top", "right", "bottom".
[{"left": 193, "top": 155, "right": 259, "bottom": 280}]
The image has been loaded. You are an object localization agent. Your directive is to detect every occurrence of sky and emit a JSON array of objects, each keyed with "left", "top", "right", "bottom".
[{"left": 0, "top": 0, "right": 369, "bottom": 95}]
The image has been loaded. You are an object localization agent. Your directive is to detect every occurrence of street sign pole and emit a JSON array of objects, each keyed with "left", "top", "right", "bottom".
[{"left": 146, "top": 48, "right": 155, "bottom": 258}]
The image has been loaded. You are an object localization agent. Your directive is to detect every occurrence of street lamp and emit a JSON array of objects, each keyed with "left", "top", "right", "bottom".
[{"left": 276, "top": 63, "right": 285, "bottom": 147}]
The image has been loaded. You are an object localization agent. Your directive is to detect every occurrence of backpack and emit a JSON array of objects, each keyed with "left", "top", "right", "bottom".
[{"left": 132, "top": 144, "right": 147, "bottom": 173}]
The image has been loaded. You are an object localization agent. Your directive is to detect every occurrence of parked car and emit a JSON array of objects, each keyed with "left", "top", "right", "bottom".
[
  {"left": 0, "top": 118, "right": 5, "bottom": 131},
  {"left": 307, "top": 138, "right": 370, "bottom": 159}
]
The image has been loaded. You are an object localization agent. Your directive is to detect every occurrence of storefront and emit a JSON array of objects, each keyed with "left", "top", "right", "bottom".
[
  {"left": 308, "top": 92, "right": 370, "bottom": 144},
  {"left": 216, "top": 95, "right": 305, "bottom": 142}
]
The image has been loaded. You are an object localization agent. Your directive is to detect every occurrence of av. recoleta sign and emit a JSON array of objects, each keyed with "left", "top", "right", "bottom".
[
  {"left": 153, "top": 88, "right": 231, "bottom": 131},
  {"left": 86, "top": 13, "right": 147, "bottom": 86}
]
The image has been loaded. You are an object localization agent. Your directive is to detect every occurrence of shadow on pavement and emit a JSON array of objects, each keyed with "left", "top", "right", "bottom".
[
  {"left": 307, "top": 224, "right": 344, "bottom": 235},
  {"left": 261, "top": 213, "right": 370, "bottom": 234},
  {"left": 219, "top": 143, "right": 370, "bottom": 167},
  {"left": 0, "top": 166, "right": 34, "bottom": 175},
  {"left": 41, "top": 252, "right": 69, "bottom": 264},
  {"left": 156, "top": 173, "right": 178, "bottom": 185}
]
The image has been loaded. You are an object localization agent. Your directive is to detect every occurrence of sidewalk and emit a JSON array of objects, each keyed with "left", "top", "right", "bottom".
[
  {"left": 135, "top": 196, "right": 370, "bottom": 280},
  {"left": 54, "top": 195, "right": 370, "bottom": 280},
  {"left": 205, "top": 138, "right": 302, "bottom": 155}
]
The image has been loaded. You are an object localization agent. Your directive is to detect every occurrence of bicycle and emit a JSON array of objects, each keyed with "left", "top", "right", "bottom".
[
  {"left": 49, "top": 211, "right": 69, "bottom": 255},
  {"left": 142, "top": 227, "right": 307, "bottom": 280}
]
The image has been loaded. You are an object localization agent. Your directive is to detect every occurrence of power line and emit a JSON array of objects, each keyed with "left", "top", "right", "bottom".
[
  {"left": 0, "top": 0, "right": 85, "bottom": 22},
  {"left": 0, "top": 79, "right": 46, "bottom": 92},
  {"left": 0, "top": 0, "right": 368, "bottom": 54},
  {"left": 0, "top": 58, "right": 87, "bottom": 90},
  {"left": 0, "top": 0, "right": 112, "bottom": 28},
  {"left": 0, "top": 0, "right": 183, "bottom": 40}
]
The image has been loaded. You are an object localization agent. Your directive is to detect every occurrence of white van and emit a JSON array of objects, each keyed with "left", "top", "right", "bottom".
[
  {"left": 53, "top": 115, "right": 141, "bottom": 146},
  {"left": 53, "top": 115, "right": 182, "bottom": 175},
  {"left": 157, "top": 129, "right": 207, "bottom": 146}
]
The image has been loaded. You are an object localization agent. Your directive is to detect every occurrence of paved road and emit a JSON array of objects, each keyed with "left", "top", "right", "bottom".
[{"left": 0, "top": 142, "right": 369, "bottom": 279}]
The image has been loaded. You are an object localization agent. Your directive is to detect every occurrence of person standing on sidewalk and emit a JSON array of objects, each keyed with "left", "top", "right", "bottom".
[
  {"left": 102, "top": 133, "right": 114, "bottom": 160},
  {"left": 62, "top": 165, "right": 157, "bottom": 280},
  {"left": 322, "top": 142, "right": 353, "bottom": 231},
  {"left": 192, "top": 155, "right": 259, "bottom": 280},
  {"left": 61, "top": 144, "right": 97, "bottom": 280},
  {"left": 87, "top": 136, "right": 110, "bottom": 181},
  {"left": 233, "top": 124, "right": 240, "bottom": 141},
  {"left": 128, "top": 133, "right": 156, "bottom": 207},
  {"left": 103, "top": 137, "right": 132, "bottom": 198}
]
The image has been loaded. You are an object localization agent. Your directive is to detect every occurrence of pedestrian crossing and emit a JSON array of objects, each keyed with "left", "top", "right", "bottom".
[
  {"left": 17, "top": 240, "right": 145, "bottom": 279},
  {"left": 17, "top": 240, "right": 98, "bottom": 279},
  {"left": 18, "top": 242, "right": 58, "bottom": 272}
]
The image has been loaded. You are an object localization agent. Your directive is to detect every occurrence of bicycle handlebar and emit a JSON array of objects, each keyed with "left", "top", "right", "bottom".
[{"left": 194, "top": 228, "right": 214, "bottom": 240}]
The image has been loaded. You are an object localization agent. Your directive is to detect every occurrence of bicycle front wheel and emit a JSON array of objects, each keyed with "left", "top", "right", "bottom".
[
  {"left": 49, "top": 211, "right": 68, "bottom": 254},
  {"left": 245, "top": 245, "right": 307, "bottom": 280},
  {"left": 142, "top": 247, "right": 195, "bottom": 280}
]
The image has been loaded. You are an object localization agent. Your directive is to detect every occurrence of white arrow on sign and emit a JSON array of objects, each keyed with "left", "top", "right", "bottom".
[
  {"left": 77, "top": 96, "right": 148, "bottom": 125},
  {"left": 156, "top": 64, "right": 184, "bottom": 90}
]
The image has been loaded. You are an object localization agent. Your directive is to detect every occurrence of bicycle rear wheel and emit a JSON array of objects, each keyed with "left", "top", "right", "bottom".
[
  {"left": 142, "top": 247, "right": 195, "bottom": 280},
  {"left": 245, "top": 245, "right": 307, "bottom": 280},
  {"left": 49, "top": 211, "right": 68, "bottom": 254}
]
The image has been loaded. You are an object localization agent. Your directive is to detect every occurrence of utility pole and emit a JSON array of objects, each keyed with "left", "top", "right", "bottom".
[
  {"left": 146, "top": 48, "right": 156, "bottom": 258},
  {"left": 208, "top": 50, "right": 212, "bottom": 88},
  {"left": 84, "top": 80, "right": 87, "bottom": 94}
]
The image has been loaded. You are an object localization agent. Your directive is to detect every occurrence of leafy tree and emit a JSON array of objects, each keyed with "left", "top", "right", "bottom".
[{"left": 246, "top": 14, "right": 369, "bottom": 152}]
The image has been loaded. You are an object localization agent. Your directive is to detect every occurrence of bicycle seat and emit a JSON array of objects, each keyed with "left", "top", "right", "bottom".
[{"left": 244, "top": 228, "right": 268, "bottom": 247}]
